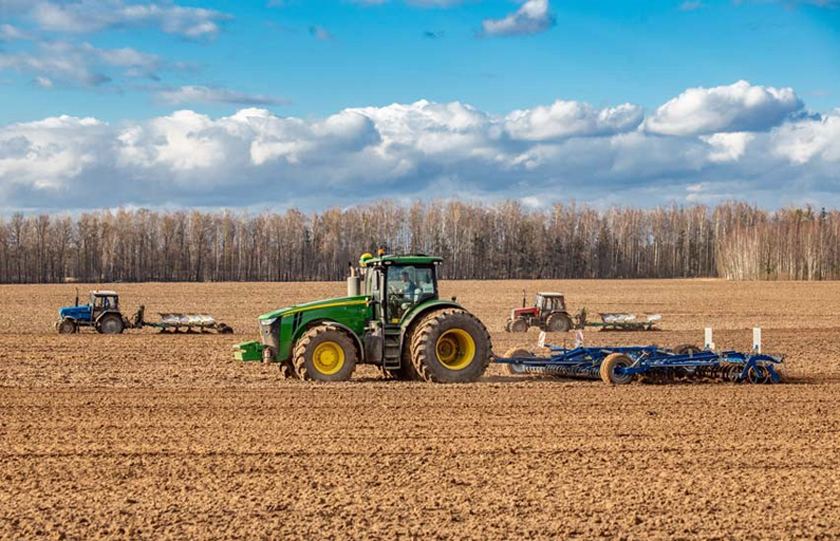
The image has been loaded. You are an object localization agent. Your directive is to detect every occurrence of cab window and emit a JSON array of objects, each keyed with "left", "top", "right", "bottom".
[{"left": 386, "top": 265, "right": 435, "bottom": 323}]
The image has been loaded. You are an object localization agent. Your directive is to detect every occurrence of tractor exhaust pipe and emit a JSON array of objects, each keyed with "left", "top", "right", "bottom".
[{"left": 347, "top": 263, "right": 360, "bottom": 297}]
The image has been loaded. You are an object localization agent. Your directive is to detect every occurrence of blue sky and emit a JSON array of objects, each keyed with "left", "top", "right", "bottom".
[{"left": 1, "top": 0, "right": 839, "bottom": 212}]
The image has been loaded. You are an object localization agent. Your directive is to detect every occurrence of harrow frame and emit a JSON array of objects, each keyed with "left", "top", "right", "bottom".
[{"left": 495, "top": 344, "right": 784, "bottom": 384}]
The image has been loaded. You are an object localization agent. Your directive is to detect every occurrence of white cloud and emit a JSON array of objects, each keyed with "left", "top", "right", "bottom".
[
  {"left": 645, "top": 80, "right": 803, "bottom": 136},
  {"left": 702, "top": 132, "right": 754, "bottom": 163},
  {"left": 19, "top": 0, "right": 231, "bottom": 38},
  {"left": 772, "top": 110, "right": 840, "bottom": 164},
  {"left": 155, "top": 86, "right": 289, "bottom": 107},
  {"left": 0, "top": 41, "right": 164, "bottom": 87},
  {"left": 2, "top": 84, "right": 840, "bottom": 211},
  {"left": 481, "top": 0, "right": 555, "bottom": 37},
  {"left": 504, "top": 101, "right": 644, "bottom": 141}
]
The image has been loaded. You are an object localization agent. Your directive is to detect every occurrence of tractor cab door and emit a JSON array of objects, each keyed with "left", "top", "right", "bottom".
[
  {"left": 384, "top": 264, "right": 437, "bottom": 325},
  {"left": 91, "top": 295, "right": 118, "bottom": 319}
]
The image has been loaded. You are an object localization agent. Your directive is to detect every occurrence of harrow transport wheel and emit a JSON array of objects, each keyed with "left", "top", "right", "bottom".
[
  {"left": 292, "top": 324, "right": 357, "bottom": 382},
  {"left": 600, "top": 353, "right": 635, "bottom": 385},
  {"left": 410, "top": 308, "right": 492, "bottom": 383},
  {"left": 746, "top": 365, "right": 770, "bottom": 384},
  {"left": 502, "top": 347, "right": 534, "bottom": 375},
  {"left": 510, "top": 318, "right": 528, "bottom": 333},
  {"left": 98, "top": 314, "right": 124, "bottom": 335},
  {"left": 546, "top": 313, "right": 571, "bottom": 333},
  {"left": 58, "top": 320, "right": 76, "bottom": 334},
  {"left": 675, "top": 344, "right": 702, "bottom": 355}
]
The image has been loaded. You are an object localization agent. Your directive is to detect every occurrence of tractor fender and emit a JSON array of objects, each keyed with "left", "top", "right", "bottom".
[
  {"left": 298, "top": 319, "right": 366, "bottom": 362},
  {"left": 400, "top": 299, "right": 464, "bottom": 333}
]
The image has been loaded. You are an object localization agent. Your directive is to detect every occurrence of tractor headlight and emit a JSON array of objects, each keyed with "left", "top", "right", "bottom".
[{"left": 261, "top": 317, "right": 278, "bottom": 327}]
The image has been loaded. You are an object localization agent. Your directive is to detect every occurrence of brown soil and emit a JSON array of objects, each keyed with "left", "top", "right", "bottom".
[{"left": 1, "top": 280, "right": 839, "bottom": 540}]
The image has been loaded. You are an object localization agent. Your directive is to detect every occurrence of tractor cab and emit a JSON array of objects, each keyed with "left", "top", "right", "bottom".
[
  {"left": 360, "top": 253, "right": 441, "bottom": 324},
  {"left": 90, "top": 291, "right": 120, "bottom": 318},
  {"left": 536, "top": 292, "right": 566, "bottom": 316}
]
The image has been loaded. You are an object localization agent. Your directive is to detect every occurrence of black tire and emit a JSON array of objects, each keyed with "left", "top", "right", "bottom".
[
  {"left": 546, "top": 313, "right": 571, "bottom": 333},
  {"left": 410, "top": 308, "right": 492, "bottom": 383},
  {"left": 502, "top": 347, "right": 534, "bottom": 375},
  {"left": 674, "top": 344, "right": 701, "bottom": 355},
  {"left": 98, "top": 314, "right": 124, "bottom": 335},
  {"left": 600, "top": 353, "right": 634, "bottom": 385},
  {"left": 218, "top": 323, "right": 234, "bottom": 334},
  {"left": 58, "top": 320, "right": 76, "bottom": 334},
  {"left": 292, "top": 324, "right": 357, "bottom": 382},
  {"left": 510, "top": 318, "right": 528, "bottom": 333},
  {"left": 504, "top": 319, "right": 513, "bottom": 333}
]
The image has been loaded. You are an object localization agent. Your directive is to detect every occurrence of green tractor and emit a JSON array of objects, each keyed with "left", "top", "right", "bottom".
[{"left": 234, "top": 253, "right": 492, "bottom": 383}]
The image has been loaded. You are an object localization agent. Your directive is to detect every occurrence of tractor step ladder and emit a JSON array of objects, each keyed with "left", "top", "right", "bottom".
[{"left": 382, "top": 327, "right": 402, "bottom": 370}]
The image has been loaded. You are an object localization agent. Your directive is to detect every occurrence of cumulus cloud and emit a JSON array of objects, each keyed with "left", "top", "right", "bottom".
[
  {"left": 645, "top": 80, "right": 803, "bottom": 136},
  {"left": 504, "top": 101, "right": 644, "bottom": 141},
  {"left": 481, "top": 0, "right": 555, "bottom": 37},
  {"left": 155, "top": 86, "right": 289, "bottom": 107},
  {"left": 26, "top": 0, "right": 231, "bottom": 39},
  {"left": 2, "top": 84, "right": 840, "bottom": 212}
]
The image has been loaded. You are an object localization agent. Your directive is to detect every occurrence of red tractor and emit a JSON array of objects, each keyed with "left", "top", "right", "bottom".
[{"left": 505, "top": 292, "right": 574, "bottom": 333}]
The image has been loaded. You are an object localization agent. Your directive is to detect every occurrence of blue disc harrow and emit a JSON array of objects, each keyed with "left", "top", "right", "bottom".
[{"left": 496, "top": 344, "right": 784, "bottom": 385}]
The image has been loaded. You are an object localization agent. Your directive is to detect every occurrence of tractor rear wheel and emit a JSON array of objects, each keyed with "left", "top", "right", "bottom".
[
  {"left": 58, "top": 319, "right": 76, "bottom": 334},
  {"left": 546, "top": 313, "right": 572, "bottom": 332},
  {"left": 98, "top": 314, "right": 124, "bottom": 335},
  {"left": 292, "top": 324, "right": 357, "bottom": 382},
  {"left": 502, "top": 347, "right": 534, "bottom": 375},
  {"left": 510, "top": 318, "right": 528, "bottom": 333},
  {"left": 600, "top": 353, "right": 634, "bottom": 385},
  {"left": 410, "top": 308, "right": 491, "bottom": 383}
]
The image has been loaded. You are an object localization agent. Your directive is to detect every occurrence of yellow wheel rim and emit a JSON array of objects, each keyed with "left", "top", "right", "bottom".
[
  {"left": 312, "top": 341, "right": 345, "bottom": 375},
  {"left": 435, "top": 329, "right": 476, "bottom": 371}
]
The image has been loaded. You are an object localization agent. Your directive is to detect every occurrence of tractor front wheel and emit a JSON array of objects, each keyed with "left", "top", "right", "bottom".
[
  {"left": 546, "top": 313, "right": 572, "bottom": 333},
  {"left": 410, "top": 308, "right": 491, "bottom": 383},
  {"left": 58, "top": 319, "right": 76, "bottom": 334},
  {"left": 510, "top": 318, "right": 529, "bottom": 333},
  {"left": 97, "top": 314, "right": 124, "bottom": 335},
  {"left": 292, "top": 324, "right": 357, "bottom": 382}
]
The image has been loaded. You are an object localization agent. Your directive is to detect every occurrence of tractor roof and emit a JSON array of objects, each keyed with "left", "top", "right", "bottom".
[
  {"left": 360, "top": 253, "right": 443, "bottom": 267},
  {"left": 537, "top": 292, "right": 564, "bottom": 297},
  {"left": 93, "top": 290, "right": 119, "bottom": 296}
]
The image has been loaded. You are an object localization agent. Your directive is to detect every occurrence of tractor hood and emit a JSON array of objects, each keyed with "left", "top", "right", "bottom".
[
  {"left": 60, "top": 305, "right": 91, "bottom": 319},
  {"left": 258, "top": 295, "right": 369, "bottom": 321}
]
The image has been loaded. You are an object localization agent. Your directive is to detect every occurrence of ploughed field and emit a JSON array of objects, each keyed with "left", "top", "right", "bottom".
[{"left": 1, "top": 280, "right": 839, "bottom": 540}]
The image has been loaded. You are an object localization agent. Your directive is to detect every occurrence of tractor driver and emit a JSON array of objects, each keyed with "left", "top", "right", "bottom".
[{"left": 401, "top": 270, "right": 418, "bottom": 300}]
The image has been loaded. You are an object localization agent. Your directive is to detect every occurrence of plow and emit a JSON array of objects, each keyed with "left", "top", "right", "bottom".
[{"left": 498, "top": 337, "right": 784, "bottom": 385}]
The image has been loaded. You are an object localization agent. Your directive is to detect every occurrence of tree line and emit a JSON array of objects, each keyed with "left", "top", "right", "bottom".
[{"left": 0, "top": 201, "right": 838, "bottom": 284}]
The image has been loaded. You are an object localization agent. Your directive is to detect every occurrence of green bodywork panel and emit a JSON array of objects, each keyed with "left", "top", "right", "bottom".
[
  {"left": 249, "top": 295, "right": 373, "bottom": 363},
  {"left": 399, "top": 299, "right": 462, "bottom": 327}
]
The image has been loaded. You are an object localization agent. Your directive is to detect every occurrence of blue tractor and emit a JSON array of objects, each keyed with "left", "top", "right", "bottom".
[{"left": 56, "top": 289, "right": 133, "bottom": 334}]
